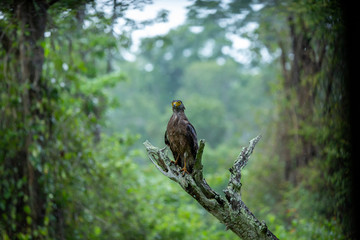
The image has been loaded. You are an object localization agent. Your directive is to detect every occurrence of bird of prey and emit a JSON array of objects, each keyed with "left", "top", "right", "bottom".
[{"left": 165, "top": 100, "right": 198, "bottom": 175}]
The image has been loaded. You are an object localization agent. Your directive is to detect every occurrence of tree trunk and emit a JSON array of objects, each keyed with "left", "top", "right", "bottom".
[
  {"left": 278, "top": 15, "right": 325, "bottom": 184},
  {"left": 144, "top": 136, "right": 279, "bottom": 240},
  {"left": 1, "top": 0, "right": 50, "bottom": 236}
]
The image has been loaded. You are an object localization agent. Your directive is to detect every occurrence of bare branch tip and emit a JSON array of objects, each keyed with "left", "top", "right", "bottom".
[{"left": 143, "top": 140, "right": 152, "bottom": 147}]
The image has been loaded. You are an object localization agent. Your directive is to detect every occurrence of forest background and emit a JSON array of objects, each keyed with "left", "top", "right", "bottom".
[{"left": 0, "top": 0, "right": 357, "bottom": 239}]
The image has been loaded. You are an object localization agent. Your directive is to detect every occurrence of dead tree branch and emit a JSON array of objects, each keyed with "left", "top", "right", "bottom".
[{"left": 143, "top": 135, "right": 278, "bottom": 240}]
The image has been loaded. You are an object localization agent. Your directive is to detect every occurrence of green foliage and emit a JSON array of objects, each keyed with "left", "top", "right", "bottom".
[
  {"left": 139, "top": 166, "right": 237, "bottom": 240},
  {"left": 62, "top": 133, "right": 149, "bottom": 239},
  {"left": 0, "top": 1, "right": 149, "bottom": 239},
  {"left": 183, "top": 95, "right": 226, "bottom": 146}
]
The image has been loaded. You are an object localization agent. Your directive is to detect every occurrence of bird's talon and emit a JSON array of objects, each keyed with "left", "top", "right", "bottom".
[{"left": 181, "top": 167, "right": 189, "bottom": 175}]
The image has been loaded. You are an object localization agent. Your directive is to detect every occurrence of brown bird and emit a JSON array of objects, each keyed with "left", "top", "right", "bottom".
[{"left": 165, "top": 100, "right": 198, "bottom": 175}]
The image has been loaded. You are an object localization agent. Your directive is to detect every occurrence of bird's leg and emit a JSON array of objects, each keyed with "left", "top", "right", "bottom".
[
  {"left": 181, "top": 158, "right": 189, "bottom": 175},
  {"left": 172, "top": 154, "right": 180, "bottom": 165}
]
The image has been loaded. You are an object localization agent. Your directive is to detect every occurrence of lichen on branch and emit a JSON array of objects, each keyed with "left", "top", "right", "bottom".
[{"left": 143, "top": 135, "right": 278, "bottom": 240}]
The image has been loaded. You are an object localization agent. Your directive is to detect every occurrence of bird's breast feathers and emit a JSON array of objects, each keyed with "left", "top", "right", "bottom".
[{"left": 168, "top": 115, "right": 189, "bottom": 135}]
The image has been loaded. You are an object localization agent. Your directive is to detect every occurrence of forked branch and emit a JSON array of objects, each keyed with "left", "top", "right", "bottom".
[{"left": 143, "top": 135, "right": 278, "bottom": 240}]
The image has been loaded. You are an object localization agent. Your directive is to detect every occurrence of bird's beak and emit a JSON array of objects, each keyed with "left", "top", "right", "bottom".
[{"left": 172, "top": 101, "right": 181, "bottom": 108}]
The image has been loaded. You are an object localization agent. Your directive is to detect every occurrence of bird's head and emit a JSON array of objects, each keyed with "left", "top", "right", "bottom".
[{"left": 171, "top": 100, "right": 185, "bottom": 112}]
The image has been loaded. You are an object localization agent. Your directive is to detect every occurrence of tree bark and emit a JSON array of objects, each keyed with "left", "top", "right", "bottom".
[
  {"left": 1, "top": 0, "right": 49, "bottom": 236},
  {"left": 144, "top": 136, "right": 278, "bottom": 240},
  {"left": 278, "top": 14, "right": 325, "bottom": 184}
]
